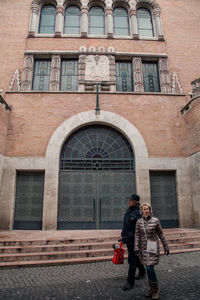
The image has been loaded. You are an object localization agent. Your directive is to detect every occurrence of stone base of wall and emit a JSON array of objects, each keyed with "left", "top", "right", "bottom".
[{"left": 190, "top": 152, "right": 200, "bottom": 228}]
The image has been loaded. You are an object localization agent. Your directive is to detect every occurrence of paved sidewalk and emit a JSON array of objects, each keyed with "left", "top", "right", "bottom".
[{"left": 0, "top": 251, "right": 200, "bottom": 300}]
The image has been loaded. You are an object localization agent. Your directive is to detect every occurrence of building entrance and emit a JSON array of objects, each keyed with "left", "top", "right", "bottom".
[{"left": 57, "top": 125, "right": 135, "bottom": 229}]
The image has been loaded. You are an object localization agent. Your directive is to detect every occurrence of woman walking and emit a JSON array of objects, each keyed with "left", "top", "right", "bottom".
[{"left": 134, "top": 203, "right": 169, "bottom": 299}]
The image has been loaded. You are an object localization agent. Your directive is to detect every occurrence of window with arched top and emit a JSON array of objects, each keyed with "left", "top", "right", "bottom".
[
  {"left": 64, "top": 5, "right": 80, "bottom": 34},
  {"left": 113, "top": 7, "right": 130, "bottom": 36},
  {"left": 39, "top": 5, "right": 56, "bottom": 34},
  {"left": 137, "top": 7, "right": 154, "bottom": 37},
  {"left": 88, "top": 6, "right": 105, "bottom": 35}
]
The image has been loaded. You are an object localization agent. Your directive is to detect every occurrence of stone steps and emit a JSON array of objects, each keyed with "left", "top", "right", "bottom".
[{"left": 0, "top": 228, "right": 199, "bottom": 268}]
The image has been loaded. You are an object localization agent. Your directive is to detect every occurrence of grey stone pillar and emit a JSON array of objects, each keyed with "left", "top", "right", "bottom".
[
  {"left": 129, "top": 9, "right": 139, "bottom": 39},
  {"left": 106, "top": 8, "right": 113, "bottom": 38},
  {"left": 55, "top": 6, "right": 64, "bottom": 37},
  {"left": 80, "top": 7, "right": 88, "bottom": 37},
  {"left": 29, "top": 2, "right": 40, "bottom": 37}
]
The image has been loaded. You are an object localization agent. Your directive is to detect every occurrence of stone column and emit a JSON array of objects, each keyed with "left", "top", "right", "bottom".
[
  {"left": 55, "top": 6, "right": 64, "bottom": 37},
  {"left": 132, "top": 57, "right": 144, "bottom": 92},
  {"left": 80, "top": 7, "right": 88, "bottom": 37},
  {"left": 106, "top": 8, "right": 113, "bottom": 38},
  {"left": 153, "top": 9, "right": 164, "bottom": 40},
  {"left": 49, "top": 55, "right": 61, "bottom": 91},
  {"left": 129, "top": 9, "right": 139, "bottom": 39},
  {"left": 28, "top": 2, "right": 40, "bottom": 37},
  {"left": 21, "top": 55, "right": 34, "bottom": 91}
]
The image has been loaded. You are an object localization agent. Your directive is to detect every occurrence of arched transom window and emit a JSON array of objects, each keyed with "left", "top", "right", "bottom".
[
  {"left": 64, "top": 5, "right": 80, "bottom": 34},
  {"left": 113, "top": 7, "right": 130, "bottom": 36},
  {"left": 137, "top": 7, "right": 154, "bottom": 37},
  {"left": 89, "top": 6, "right": 105, "bottom": 35},
  {"left": 39, "top": 4, "right": 56, "bottom": 34}
]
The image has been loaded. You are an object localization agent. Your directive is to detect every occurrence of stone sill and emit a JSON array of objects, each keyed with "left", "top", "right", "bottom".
[
  {"left": 6, "top": 91, "right": 185, "bottom": 96},
  {"left": 29, "top": 34, "right": 164, "bottom": 42}
]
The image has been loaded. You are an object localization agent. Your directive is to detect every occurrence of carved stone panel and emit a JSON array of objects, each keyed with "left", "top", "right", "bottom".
[
  {"left": 85, "top": 55, "right": 110, "bottom": 82},
  {"left": 132, "top": 57, "right": 144, "bottom": 92},
  {"left": 159, "top": 58, "right": 171, "bottom": 93},
  {"left": 21, "top": 55, "right": 34, "bottom": 91},
  {"left": 49, "top": 55, "right": 61, "bottom": 91}
]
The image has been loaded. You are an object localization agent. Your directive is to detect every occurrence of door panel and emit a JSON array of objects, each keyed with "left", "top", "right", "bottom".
[
  {"left": 98, "top": 171, "right": 135, "bottom": 229},
  {"left": 150, "top": 171, "right": 179, "bottom": 228},
  {"left": 14, "top": 172, "right": 44, "bottom": 230},
  {"left": 57, "top": 171, "right": 97, "bottom": 229}
]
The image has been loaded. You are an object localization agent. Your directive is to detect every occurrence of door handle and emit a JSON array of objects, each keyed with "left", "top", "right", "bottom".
[
  {"left": 93, "top": 199, "right": 95, "bottom": 221},
  {"left": 99, "top": 198, "right": 101, "bottom": 221}
]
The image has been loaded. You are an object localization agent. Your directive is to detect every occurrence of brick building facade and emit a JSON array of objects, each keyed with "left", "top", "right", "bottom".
[{"left": 0, "top": 0, "right": 199, "bottom": 230}]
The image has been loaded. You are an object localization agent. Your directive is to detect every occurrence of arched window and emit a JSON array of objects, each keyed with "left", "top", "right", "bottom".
[
  {"left": 39, "top": 5, "right": 56, "bottom": 34},
  {"left": 137, "top": 8, "right": 154, "bottom": 37},
  {"left": 89, "top": 6, "right": 105, "bottom": 35},
  {"left": 113, "top": 7, "right": 130, "bottom": 36},
  {"left": 64, "top": 5, "right": 80, "bottom": 34}
]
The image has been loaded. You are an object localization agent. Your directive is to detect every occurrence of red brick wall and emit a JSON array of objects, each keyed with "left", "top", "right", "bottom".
[
  {"left": 5, "top": 93, "right": 187, "bottom": 157},
  {"left": 183, "top": 99, "right": 200, "bottom": 156}
]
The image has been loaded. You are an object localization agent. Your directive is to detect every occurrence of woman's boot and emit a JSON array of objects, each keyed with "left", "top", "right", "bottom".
[
  {"left": 151, "top": 282, "right": 159, "bottom": 299},
  {"left": 145, "top": 281, "right": 153, "bottom": 297}
]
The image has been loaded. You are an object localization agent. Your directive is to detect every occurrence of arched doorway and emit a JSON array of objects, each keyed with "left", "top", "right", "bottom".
[{"left": 57, "top": 124, "right": 135, "bottom": 229}]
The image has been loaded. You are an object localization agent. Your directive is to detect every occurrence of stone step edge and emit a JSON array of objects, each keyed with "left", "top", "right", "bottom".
[
  {"left": 1, "top": 241, "right": 200, "bottom": 259},
  {"left": 0, "top": 230, "right": 199, "bottom": 244},
  {"left": 1, "top": 235, "right": 200, "bottom": 251},
  {"left": 0, "top": 248, "right": 200, "bottom": 268}
]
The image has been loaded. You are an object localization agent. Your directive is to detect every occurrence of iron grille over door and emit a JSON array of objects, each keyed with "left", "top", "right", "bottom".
[
  {"left": 58, "top": 125, "right": 135, "bottom": 229},
  {"left": 14, "top": 172, "right": 44, "bottom": 230},
  {"left": 150, "top": 171, "right": 179, "bottom": 228}
]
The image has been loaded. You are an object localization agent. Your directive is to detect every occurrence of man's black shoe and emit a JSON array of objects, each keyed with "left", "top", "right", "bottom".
[
  {"left": 135, "top": 273, "right": 146, "bottom": 280},
  {"left": 122, "top": 282, "right": 134, "bottom": 291}
]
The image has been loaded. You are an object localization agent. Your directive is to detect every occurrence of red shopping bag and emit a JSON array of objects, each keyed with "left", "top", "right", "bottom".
[{"left": 112, "top": 242, "right": 125, "bottom": 264}]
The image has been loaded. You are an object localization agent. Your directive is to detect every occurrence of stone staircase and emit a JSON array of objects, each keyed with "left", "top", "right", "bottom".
[{"left": 0, "top": 228, "right": 200, "bottom": 268}]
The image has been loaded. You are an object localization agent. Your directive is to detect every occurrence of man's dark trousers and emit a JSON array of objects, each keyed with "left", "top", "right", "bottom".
[{"left": 127, "top": 245, "right": 145, "bottom": 285}]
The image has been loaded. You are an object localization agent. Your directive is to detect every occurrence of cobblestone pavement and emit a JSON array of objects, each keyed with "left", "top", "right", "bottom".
[{"left": 0, "top": 251, "right": 200, "bottom": 300}]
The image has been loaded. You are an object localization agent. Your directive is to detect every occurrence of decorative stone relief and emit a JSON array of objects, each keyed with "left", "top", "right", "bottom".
[
  {"left": 132, "top": 57, "right": 144, "bottom": 92},
  {"left": 80, "top": 46, "right": 87, "bottom": 52},
  {"left": 21, "top": 55, "right": 34, "bottom": 91},
  {"left": 191, "top": 78, "right": 200, "bottom": 97},
  {"left": 108, "top": 46, "right": 115, "bottom": 53},
  {"left": 78, "top": 55, "right": 87, "bottom": 82},
  {"left": 85, "top": 55, "right": 110, "bottom": 81},
  {"left": 49, "top": 55, "right": 61, "bottom": 91},
  {"left": 171, "top": 72, "right": 182, "bottom": 94},
  {"left": 9, "top": 70, "right": 21, "bottom": 91},
  {"left": 159, "top": 58, "right": 171, "bottom": 93},
  {"left": 108, "top": 55, "right": 116, "bottom": 82}
]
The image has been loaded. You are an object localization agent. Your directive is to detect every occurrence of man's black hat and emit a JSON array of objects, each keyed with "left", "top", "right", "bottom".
[{"left": 129, "top": 194, "right": 140, "bottom": 202}]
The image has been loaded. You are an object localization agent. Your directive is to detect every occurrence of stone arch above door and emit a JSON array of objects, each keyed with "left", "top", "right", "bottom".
[
  {"left": 43, "top": 110, "right": 149, "bottom": 230},
  {"left": 46, "top": 110, "right": 148, "bottom": 162}
]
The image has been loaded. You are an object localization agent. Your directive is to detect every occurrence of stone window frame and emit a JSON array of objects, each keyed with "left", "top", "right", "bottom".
[
  {"left": 29, "top": 0, "right": 57, "bottom": 37},
  {"left": 20, "top": 51, "right": 171, "bottom": 94},
  {"left": 135, "top": 0, "right": 164, "bottom": 41},
  {"left": 28, "top": 0, "right": 164, "bottom": 40}
]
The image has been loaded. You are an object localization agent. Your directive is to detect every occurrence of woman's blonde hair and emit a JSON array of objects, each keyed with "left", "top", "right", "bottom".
[{"left": 140, "top": 203, "right": 152, "bottom": 214}]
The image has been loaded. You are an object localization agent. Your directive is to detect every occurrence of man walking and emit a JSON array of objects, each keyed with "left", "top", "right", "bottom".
[{"left": 121, "top": 193, "right": 146, "bottom": 291}]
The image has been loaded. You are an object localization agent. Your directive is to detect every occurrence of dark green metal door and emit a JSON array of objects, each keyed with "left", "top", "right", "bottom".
[
  {"left": 14, "top": 172, "right": 44, "bottom": 230},
  {"left": 150, "top": 171, "right": 179, "bottom": 228},
  {"left": 57, "top": 125, "right": 135, "bottom": 230}
]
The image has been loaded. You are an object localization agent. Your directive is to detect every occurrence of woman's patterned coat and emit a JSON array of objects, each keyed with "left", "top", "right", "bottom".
[{"left": 134, "top": 215, "right": 169, "bottom": 265}]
